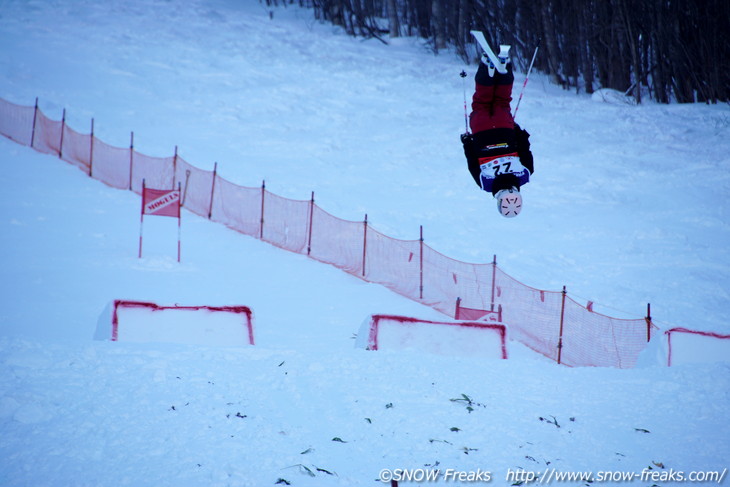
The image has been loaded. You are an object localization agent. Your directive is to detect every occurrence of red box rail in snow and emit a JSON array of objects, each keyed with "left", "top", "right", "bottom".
[
  {"left": 357, "top": 314, "right": 507, "bottom": 359},
  {"left": 95, "top": 300, "right": 255, "bottom": 346},
  {"left": 665, "top": 327, "right": 730, "bottom": 367}
]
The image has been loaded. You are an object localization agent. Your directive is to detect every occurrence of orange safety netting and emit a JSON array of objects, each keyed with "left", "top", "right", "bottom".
[{"left": 1, "top": 97, "right": 657, "bottom": 367}]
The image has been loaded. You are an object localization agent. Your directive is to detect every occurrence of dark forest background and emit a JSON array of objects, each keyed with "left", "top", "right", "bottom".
[{"left": 264, "top": 0, "right": 729, "bottom": 104}]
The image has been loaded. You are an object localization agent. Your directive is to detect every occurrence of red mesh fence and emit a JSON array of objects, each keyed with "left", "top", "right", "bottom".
[
  {"left": 422, "top": 246, "right": 492, "bottom": 316},
  {"left": 210, "top": 177, "right": 262, "bottom": 238},
  {"left": 175, "top": 158, "right": 214, "bottom": 218},
  {"left": 60, "top": 125, "right": 92, "bottom": 173},
  {"left": 0, "top": 98, "right": 656, "bottom": 367},
  {"left": 92, "top": 137, "right": 131, "bottom": 190},
  {"left": 261, "top": 190, "right": 312, "bottom": 255},
  {"left": 308, "top": 205, "right": 365, "bottom": 276},
  {"left": 32, "top": 109, "right": 62, "bottom": 156},
  {"left": 364, "top": 228, "right": 422, "bottom": 302},
  {"left": 0, "top": 98, "right": 34, "bottom": 146},
  {"left": 494, "top": 267, "right": 564, "bottom": 362},
  {"left": 131, "top": 151, "right": 175, "bottom": 194},
  {"left": 560, "top": 296, "right": 649, "bottom": 368}
]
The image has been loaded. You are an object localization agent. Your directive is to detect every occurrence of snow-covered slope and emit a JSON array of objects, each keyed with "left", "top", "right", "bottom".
[{"left": 0, "top": 0, "right": 728, "bottom": 485}]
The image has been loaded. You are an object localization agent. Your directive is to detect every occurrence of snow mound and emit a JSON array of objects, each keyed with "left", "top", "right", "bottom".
[{"left": 591, "top": 88, "right": 638, "bottom": 105}]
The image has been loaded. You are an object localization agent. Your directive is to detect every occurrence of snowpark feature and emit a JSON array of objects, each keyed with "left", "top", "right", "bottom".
[
  {"left": 356, "top": 314, "right": 508, "bottom": 359},
  {"left": 95, "top": 300, "right": 255, "bottom": 347},
  {"left": 0, "top": 0, "right": 728, "bottom": 486},
  {"left": 664, "top": 328, "right": 730, "bottom": 367}
]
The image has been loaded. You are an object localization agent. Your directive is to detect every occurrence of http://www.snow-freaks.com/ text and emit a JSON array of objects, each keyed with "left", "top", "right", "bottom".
[{"left": 378, "top": 466, "right": 728, "bottom": 484}]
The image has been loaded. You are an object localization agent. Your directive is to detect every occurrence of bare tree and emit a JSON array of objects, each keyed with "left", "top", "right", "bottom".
[
  {"left": 387, "top": 0, "right": 400, "bottom": 37},
  {"left": 295, "top": 0, "right": 729, "bottom": 103},
  {"left": 431, "top": 0, "right": 446, "bottom": 51}
]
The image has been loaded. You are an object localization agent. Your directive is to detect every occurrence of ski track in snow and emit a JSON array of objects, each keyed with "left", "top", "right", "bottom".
[{"left": 0, "top": 0, "right": 729, "bottom": 485}]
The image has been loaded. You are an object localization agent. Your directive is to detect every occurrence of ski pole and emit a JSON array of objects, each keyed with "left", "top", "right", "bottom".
[
  {"left": 513, "top": 40, "right": 540, "bottom": 120},
  {"left": 460, "top": 70, "right": 469, "bottom": 134}
]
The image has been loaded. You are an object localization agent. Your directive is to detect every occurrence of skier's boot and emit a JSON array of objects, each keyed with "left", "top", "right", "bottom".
[
  {"left": 498, "top": 45, "right": 511, "bottom": 68},
  {"left": 482, "top": 44, "right": 511, "bottom": 77},
  {"left": 481, "top": 54, "right": 497, "bottom": 77}
]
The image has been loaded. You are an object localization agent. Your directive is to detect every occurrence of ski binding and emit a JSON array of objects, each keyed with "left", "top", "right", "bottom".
[{"left": 470, "top": 30, "right": 509, "bottom": 74}]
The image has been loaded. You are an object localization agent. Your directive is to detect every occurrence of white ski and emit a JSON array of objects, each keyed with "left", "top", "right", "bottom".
[{"left": 470, "top": 30, "right": 508, "bottom": 74}]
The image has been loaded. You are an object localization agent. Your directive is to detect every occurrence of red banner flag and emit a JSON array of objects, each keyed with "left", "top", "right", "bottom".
[
  {"left": 143, "top": 187, "right": 180, "bottom": 217},
  {"left": 139, "top": 181, "right": 182, "bottom": 261}
]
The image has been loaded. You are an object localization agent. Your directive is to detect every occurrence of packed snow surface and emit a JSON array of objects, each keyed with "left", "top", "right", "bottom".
[{"left": 0, "top": 0, "right": 728, "bottom": 485}]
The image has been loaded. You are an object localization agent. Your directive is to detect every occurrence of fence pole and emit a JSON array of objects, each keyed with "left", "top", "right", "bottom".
[
  {"left": 557, "top": 286, "right": 567, "bottom": 364},
  {"left": 182, "top": 169, "right": 191, "bottom": 208},
  {"left": 362, "top": 214, "right": 368, "bottom": 277},
  {"left": 307, "top": 191, "right": 315, "bottom": 255},
  {"left": 490, "top": 254, "right": 497, "bottom": 312},
  {"left": 455, "top": 297, "right": 462, "bottom": 319},
  {"left": 259, "top": 180, "right": 266, "bottom": 240},
  {"left": 30, "top": 97, "right": 38, "bottom": 149},
  {"left": 177, "top": 182, "right": 182, "bottom": 263},
  {"left": 419, "top": 225, "right": 424, "bottom": 300},
  {"left": 89, "top": 118, "right": 95, "bottom": 178},
  {"left": 129, "top": 131, "right": 134, "bottom": 191},
  {"left": 138, "top": 179, "right": 146, "bottom": 258},
  {"left": 172, "top": 145, "right": 178, "bottom": 188},
  {"left": 59, "top": 108, "right": 66, "bottom": 159},
  {"left": 646, "top": 303, "right": 652, "bottom": 342},
  {"left": 666, "top": 329, "right": 673, "bottom": 367},
  {"left": 208, "top": 162, "right": 217, "bottom": 219}
]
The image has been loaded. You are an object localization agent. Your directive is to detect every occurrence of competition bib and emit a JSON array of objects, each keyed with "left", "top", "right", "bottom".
[
  {"left": 478, "top": 152, "right": 525, "bottom": 180},
  {"left": 477, "top": 152, "right": 529, "bottom": 192}
]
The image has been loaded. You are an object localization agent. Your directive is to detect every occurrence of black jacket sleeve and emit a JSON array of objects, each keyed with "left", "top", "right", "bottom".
[
  {"left": 514, "top": 123, "right": 534, "bottom": 175},
  {"left": 461, "top": 133, "right": 483, "bottom": 188}
]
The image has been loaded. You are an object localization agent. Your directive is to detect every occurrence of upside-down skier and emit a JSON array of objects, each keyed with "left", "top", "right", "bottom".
[{"left": 461, "top": 33, "right": 534, "bottom": 218}]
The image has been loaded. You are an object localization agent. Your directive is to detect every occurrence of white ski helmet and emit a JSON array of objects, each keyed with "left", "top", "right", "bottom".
[{"left": 495, "top": 187, "right": 522, "bottom": 218}]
